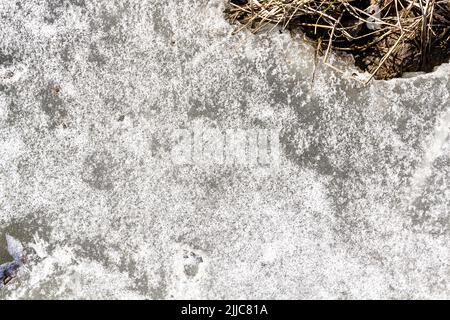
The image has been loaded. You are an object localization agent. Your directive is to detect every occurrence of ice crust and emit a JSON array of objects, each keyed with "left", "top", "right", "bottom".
[{"left": 0, "top": 0, "right": 449, "bottom": 299}]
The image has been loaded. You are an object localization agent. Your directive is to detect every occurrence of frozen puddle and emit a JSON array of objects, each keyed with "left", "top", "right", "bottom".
[{"left": 0, "top": 0, "right": 449, "bottom": 299}]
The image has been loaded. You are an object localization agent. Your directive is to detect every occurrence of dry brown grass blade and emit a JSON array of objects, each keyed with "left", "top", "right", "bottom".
[{"left": 226, "top": 0, "right": 450, "bottom": 80}]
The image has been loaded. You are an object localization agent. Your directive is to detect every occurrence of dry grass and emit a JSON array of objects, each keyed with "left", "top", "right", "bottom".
[{"left": 226, "top": 0, "right": 450, "bottom": 80}]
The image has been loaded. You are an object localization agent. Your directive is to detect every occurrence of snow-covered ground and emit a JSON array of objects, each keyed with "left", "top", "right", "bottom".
[{"left": 0, "top": 0, "right": 449, "bottom": 299}]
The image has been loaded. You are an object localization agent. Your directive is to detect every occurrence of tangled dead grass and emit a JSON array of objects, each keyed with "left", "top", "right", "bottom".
[{"left": 226, "top": 0, "right": 450, "bottom": 80}]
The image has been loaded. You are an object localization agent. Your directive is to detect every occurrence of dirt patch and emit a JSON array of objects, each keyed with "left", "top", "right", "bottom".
[{"left": 226, "top": 0, "right": 450, "bottom": 80}]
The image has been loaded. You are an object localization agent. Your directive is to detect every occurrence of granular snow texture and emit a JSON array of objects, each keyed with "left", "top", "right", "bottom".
[{"left": 0, "top": 0, "right": 449, "bottom": 299}]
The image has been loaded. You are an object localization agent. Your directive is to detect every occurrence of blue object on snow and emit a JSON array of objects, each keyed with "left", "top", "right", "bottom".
[{"left": 0, "top": 235, "right": 25, "bottom": 288}]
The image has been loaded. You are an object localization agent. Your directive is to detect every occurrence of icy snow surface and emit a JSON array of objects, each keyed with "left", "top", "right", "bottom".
[{"left": 0, "top": 0, "right": 449, "bottom": 299}]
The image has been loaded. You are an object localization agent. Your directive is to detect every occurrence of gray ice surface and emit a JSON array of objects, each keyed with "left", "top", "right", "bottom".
[{"left": 0, "top": 0, "right": 449, "bottom": 299}]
